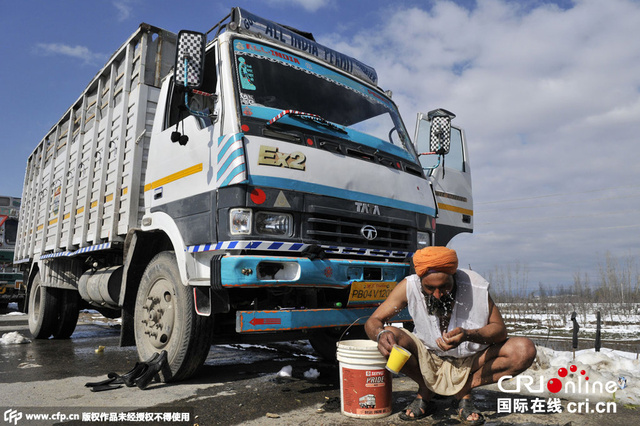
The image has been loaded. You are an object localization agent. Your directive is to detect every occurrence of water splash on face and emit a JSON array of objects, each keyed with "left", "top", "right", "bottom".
[{"left": 424, "top": 292, "right": 455, "bottom": 317}]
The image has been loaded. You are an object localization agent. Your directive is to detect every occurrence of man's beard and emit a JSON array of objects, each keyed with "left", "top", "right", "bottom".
[{"left": 425, "top": 292, "right": 455, "bottom": 317}]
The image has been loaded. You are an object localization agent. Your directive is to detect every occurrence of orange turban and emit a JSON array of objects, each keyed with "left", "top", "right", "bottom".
[{"left": 412, "top": 246, "right": 458, "bottom": 276}]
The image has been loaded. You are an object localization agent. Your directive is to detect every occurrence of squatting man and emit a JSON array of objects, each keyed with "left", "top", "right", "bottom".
[{"left": 365, "top": 246, "right": 536, "bottom": 423}]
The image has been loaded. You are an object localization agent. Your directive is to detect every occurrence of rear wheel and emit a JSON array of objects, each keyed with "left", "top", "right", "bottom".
[
  {"left": 28, "top": 274, "right": 60, "bottom": 339},
  {"left": 134, "top": 251, "right": 213, "bottom": 382},
  {"left": 53, "top": 289, "right": 79, "bottom": 339}
]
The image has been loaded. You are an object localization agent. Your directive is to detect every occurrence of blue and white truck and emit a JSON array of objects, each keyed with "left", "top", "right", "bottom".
[{"left": 14, "top": 8, "right": 473, "bottom": 381}]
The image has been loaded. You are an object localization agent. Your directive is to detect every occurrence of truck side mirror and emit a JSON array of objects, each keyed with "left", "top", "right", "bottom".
[
  {"left": 427, "top": 108, "right": 456, "bottom": 155},
  {"left": 174, "top": 30, "right": 206, "bottom": 89}
]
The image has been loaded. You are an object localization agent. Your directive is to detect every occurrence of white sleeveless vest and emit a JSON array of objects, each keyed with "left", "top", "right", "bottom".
[{"left": 405, "top": 269, "right": 490, "bottom": 358}]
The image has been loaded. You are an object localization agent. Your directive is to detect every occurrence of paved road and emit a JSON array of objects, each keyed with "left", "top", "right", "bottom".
[{"left": 1, "top": 308, "right": 637, "bottom": 425}]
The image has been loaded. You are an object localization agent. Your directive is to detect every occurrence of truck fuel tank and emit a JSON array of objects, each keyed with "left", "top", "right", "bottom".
[{"left": 78, "top": 266, "right": 123, "bottom": 309}]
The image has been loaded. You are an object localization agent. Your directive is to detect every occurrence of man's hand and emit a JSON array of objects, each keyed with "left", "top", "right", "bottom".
[
  {"left": 436, "top": 327, "right": 466, "bottom": 351},
  {"left": 364, "top": 279, "right": 408, "bottom": 356},
  {"left": 377, "top": 330, "right": 396, "bottom": 357}
]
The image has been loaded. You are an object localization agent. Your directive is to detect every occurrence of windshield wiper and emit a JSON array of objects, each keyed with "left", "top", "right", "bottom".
[{"left": 265, "top": 109, "right": 347, "bottom": 134}]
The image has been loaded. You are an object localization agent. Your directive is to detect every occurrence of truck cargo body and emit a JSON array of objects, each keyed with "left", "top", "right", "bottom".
[{"left": 15, "top": 8, "right": 473, "bottom": 380}]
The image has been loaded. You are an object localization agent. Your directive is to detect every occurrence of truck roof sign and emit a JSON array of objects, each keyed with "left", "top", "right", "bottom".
[{"left": 233, "top": 7, "right": 378, "bottom": 86}]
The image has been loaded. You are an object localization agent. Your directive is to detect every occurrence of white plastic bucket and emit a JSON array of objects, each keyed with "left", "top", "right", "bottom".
[{"left": 336, "top": 339, "right": 392, "bottom": 418}]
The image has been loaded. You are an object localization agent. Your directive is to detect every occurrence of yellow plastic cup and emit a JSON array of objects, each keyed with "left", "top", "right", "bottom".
[{"left": 386, "top": 344, "right": 411, "bottom": 374}]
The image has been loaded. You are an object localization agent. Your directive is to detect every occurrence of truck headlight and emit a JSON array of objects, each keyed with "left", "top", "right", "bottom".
[
  {"left": 230, "top": 208, "right": 252, "bottom": 235},
  {"left": 417, "top": 231, "right": 431, "bottom": 249},
  {"left": 255, "top": 212, "right": 292, "bottom": 236}
]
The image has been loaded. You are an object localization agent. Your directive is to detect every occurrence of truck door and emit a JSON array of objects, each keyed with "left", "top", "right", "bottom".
[{"left": 414, "top": 112, "right": 473, "bottom": 246}]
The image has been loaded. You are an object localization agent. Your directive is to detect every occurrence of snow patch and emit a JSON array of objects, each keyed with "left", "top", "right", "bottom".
[
  {"left": 303, "top": 368, "right": 320, "bottom": 379},
  {"left": 489, "top": 346, "right": 640, "bottom": 405},
  {"left": 277, "top": 365, "right": 292, "bottom": 378},
  {"left": 0, "top": 331, "right": 31, "bottom": 345}
]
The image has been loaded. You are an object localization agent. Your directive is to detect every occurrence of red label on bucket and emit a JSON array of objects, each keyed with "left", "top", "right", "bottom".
[{"left": 341, "top": 367, "right": 392, "bottom": 416}]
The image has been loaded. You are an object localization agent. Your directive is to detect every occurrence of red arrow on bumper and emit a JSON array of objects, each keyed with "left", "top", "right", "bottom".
[{"left": 249, "top": 317, "right": 282, "bottom": 326}]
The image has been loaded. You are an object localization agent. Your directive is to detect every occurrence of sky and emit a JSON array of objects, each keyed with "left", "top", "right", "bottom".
[{"left": 1, "top": 0, "right": 639, "bottom": 293}]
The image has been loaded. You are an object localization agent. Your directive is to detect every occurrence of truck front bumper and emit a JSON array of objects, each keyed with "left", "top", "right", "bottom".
[
  {"left": 215, "top": 254, "right": 410, "bottom": 288},
  {"left": 210, "top": 255, "right": 412, "bottom": 333}
]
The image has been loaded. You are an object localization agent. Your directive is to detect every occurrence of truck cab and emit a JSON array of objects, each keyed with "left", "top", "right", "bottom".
[
  {"left": 137, "top": 8, "right": 473, "bottom": 361},
  {"left": 16, "top": 8, "right": 472, "bottom": 380}
]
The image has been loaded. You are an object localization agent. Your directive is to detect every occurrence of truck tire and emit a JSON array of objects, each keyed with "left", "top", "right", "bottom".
[
  {"left": 53, "top": 289, "right": 79, "bottom": 339},
  {"left": 309, "top": 325, "right": 368, "bottom": 361},
  {"left": 134, "top": 251, "right": 213, "bottom": 382},
  {"left": 28, "top": 274, "right": 60, "bottom": 339}
]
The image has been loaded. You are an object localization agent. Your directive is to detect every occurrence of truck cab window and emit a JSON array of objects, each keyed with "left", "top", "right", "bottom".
[{"left": 166, "top": 48, "right": 217, "bottom": 129}]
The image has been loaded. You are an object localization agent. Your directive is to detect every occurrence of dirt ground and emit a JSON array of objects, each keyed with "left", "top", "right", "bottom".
[
  {"left": 234, "top": 374, "right": 639, "bottom": 426},
  {"left": 2, "top": 308, "right": 638, "bottom": 425}
]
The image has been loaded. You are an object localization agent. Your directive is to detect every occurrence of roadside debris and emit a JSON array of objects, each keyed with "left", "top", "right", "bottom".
[
  {"left": 276, "top": 365, "right": 292, "bottom": 378},
  {"left": 317, "top": 396, "right": 341, "bottom": 413},
  {"left": 84, "top": 350, "right": 168, "bottom": 391},
  {"left": 17, "top": 362, "right": 41, "bottom": 369},
  {"left": 1, "top": 331, "right": 31, "bottom": 345}
]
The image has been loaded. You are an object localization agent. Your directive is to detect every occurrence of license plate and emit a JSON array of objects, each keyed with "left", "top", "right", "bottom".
[{"left": 347, "top": 281, "right": 397, "bottom": 306}]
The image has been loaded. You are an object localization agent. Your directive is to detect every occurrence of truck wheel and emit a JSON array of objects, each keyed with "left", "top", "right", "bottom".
[
  {"left": 309, "top": 325, "right": 368, "bottom": 361},
  {"left": 53, "top": 289, "right": 79, "bottom": 339},
  {"left": 134, "top": 251, "right": 213, "bottom": 382},
  {"left": 28, "top": 274, "right": 60, "bottom": 339}
]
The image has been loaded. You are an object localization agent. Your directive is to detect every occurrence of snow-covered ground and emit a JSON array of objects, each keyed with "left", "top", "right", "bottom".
[
  {"left": 485, "top": 345, "right": 639, "bottom": 405},
  {"left": 499, "top": 302, "right": 640, "bottom": 347}
]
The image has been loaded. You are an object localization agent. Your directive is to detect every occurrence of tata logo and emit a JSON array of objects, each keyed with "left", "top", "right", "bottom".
[
  {"left": 355, "top": 202, "right": 380, "bottom": 215},
  {"left": 360, "top": 225, "right": 377, "bottom": 241}
]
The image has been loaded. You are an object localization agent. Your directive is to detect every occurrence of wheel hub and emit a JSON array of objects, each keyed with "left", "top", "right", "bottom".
[{"left": 140, "top": 279, "right": 175, "bottom": 349}]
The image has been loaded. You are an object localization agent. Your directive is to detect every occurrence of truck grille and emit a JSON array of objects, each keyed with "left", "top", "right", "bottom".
[{"left": 305, "top": 212, "right": 412, "bottom": 250}]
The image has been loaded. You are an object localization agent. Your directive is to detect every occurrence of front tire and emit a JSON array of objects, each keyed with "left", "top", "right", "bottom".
[
  {"left": 28, "top": 274, "right": 60, "bottom": 339},
  {"left": 134, "top": 251, "right": 213, "bottom": 382}
]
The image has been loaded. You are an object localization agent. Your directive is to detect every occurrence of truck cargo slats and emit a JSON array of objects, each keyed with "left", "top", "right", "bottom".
[{"left": 16, "top": 25, "right": 176, "bottom": 260}]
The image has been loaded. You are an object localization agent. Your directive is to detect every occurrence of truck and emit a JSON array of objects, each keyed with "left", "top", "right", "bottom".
[
  {"left": 14, "top": 7, "right": 473, "bottom": 381},
  {"left": 0, "top": 195, "right": 24, "bottom": 311}
]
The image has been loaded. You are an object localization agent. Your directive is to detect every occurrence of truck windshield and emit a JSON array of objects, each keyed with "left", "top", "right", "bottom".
[{"left": 233, "top": 38, "right": 417, "bottom": 161}]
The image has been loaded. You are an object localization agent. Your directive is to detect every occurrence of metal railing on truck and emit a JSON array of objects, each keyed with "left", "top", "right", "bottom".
[{"left": 15, "top": 25, "right": 177, "bottom": 263}]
